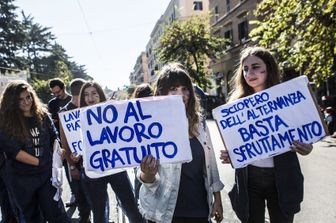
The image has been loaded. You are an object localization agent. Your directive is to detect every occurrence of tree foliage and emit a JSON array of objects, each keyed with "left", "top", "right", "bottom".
[
  {"left": 250, "top": 0, "right": 336, "bottom": 86},
  {"left": 0, "top": 0, "right": 92, "bottom": 102},
  {"left": 157, "top": 15, "right": 228, "bottom": 89}
]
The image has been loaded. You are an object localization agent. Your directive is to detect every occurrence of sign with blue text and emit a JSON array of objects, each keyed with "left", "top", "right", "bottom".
[
  {"left": 58, "top": 108, "right": 83, "bottom": 155},
  {"left": 80, "top": 95, "right": 191, "bottom": 175},
  {"left": 213, "top": 76, "right": 326, "bottom": 168}
]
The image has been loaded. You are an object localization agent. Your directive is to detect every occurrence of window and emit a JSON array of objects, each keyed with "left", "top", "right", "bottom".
[
  {"left": 226, "top": 0, "right": 231, "bottom": 12},
  {"left": 213, "top": 29, "right": 220, "bottom": 37},
  {"left": 238, "top": 20, "right": 248, "bottom": 42},
  {"left": 224, "top": 29, "right": 233, "bottom": 46},
  {"left": 214, "top": 6, "right": 219, "bottom": 22},
  {"left": 193, "top": 1, "right": 203, "bottom": 11}
]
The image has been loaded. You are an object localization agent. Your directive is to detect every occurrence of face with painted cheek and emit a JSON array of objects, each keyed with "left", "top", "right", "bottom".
[
  {"left": 243, "top": 55, "right": 268, "bottom": 92},
  {"left": 84, "top": 86, "right": 100, "bottom": 105},
  {"left": 167, "top": 85, "right": 190, "bottom": 107},
  {"left": 18, "top": 90, "right": 33, "bottom": 117}
]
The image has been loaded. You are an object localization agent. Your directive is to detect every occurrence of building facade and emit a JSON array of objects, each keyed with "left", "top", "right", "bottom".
[
  {"left": 209, "top": 0, "right": 259, "bottom": 99},
  {"left": 129, "top": 52, "right": 149, "bottom": 85},
  {"left": 135, "top": 0, "right": 210, "bottom": 85}
]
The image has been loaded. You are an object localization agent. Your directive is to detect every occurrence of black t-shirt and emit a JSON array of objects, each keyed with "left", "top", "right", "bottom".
[
  {"left": 174, "top": 137, "right": 209, "bottom": 218},
  {"left": 8, "top": 116, "right": 55, "bottom": 174},
  {"left": 48, "top": 95, "right": 71, "bottom": 131}
]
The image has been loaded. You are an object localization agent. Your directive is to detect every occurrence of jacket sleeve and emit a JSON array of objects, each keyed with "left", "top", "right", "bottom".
[
  {"left": 205, "top": 123, "right": 224, "bottom": 193},
  {"left": 0, "top": 130, "right": 24, "bottom": 159},
  {"left": 46, "top": 114, "right": 59, "bottom": 142},
  {"left": 136, "top": 166, "right": 161, "bottom": 194}
]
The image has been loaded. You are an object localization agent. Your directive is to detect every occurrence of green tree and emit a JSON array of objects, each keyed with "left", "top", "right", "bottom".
[
  {"left": 250, "top": 0, "right": 336, "bottom": 86},
  {"left": 0, "top": 0, "right": 24, "bottom": 68},
  {"left": 158, "top": 15, "right": 228, "bottom": 89},
  {"left": 20, "top": 12, "right": 55, "bottom": 75}
]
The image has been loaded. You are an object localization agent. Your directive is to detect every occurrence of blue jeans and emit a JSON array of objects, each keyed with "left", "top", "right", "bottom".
[
  {"left": 82, "top": 170, "right": 144, "bottom": 223},
  {"left": 247, "top": 165, "right": 294, "bottom": 223}
]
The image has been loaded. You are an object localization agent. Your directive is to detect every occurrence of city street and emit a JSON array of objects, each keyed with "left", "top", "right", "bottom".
[
  {"left": 2, "top": 121, "right": 335, "bottom": 222},
  {"left": 62, "top": 120, "right": 336, "bottom": 223}
]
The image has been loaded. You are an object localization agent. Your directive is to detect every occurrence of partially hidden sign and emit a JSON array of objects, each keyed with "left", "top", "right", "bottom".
[
  {"left": 79, "top": 95, "right": 192, "bottom": 175},
  {"left": 59, "top": 108, "right": 83, "bottom": 155},
  {"left": 212, "top": 76, "right": 327, "bottom": 168}
]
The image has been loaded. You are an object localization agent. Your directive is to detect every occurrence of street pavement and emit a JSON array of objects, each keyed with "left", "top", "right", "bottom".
[{"left": 2, "top": 120, "right": 336, "bottom": 222}]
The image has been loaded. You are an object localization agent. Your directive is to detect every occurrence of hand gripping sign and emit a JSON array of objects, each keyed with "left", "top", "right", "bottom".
[
  {"left": 213, "top": 76, "right": 327, "bottom": 168},
  {"left": 79, "top": 95, "right": 192, "bottom": 177}
]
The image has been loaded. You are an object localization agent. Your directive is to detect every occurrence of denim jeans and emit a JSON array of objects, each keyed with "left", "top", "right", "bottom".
[
  {"left": 247, "top": 165, "right": 294, "bottom": 223},
  {"left": 82, "top": 170, "right": 144, "bottom": 223}
]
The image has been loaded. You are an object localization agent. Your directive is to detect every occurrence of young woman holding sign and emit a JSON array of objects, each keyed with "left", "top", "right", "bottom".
[
  {"left": 138, "top": 63, "right": 224, "bottom": 223},
  {"left": 220, "top": 46, "right": 313, "bottom": 223},
  {"left": 77, "top": 81, "right": 144, "bottom": 223},
  {"left": 0, "top": 80, "right": 70, "bottom": 222}
]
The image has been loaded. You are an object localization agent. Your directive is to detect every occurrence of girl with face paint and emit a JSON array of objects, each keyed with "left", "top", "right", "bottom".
[{"left": 220, "top": 47, "right": 313, "bottom": 223}]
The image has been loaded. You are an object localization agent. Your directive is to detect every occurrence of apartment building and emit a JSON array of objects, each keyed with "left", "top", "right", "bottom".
[
  {"left": 209, "top": 0, "right": 259, "bottom": 99},
  {"left": 129, "top": 52, "right": 149, "bottom": 85},
  {"left": 143, "top": 0, "right": 209, "bottom": 85}
]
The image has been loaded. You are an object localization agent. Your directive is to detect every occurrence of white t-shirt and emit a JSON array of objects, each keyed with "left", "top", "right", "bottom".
[{"left": 250, "top": 157, "right": 274, "bottom": 168}]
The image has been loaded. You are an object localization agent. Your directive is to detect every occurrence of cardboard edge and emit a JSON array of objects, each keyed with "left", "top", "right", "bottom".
[{"left": 214, "top": 118, "right": 235, "bottom": 169}]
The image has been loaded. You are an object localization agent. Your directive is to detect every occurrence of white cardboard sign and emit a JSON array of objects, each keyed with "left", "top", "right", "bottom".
[
  {"left": 58, "top": 108, "right": 83, "bottom": 155},
  {"left": 80, "top": 95, "right": 192, "bottom": 176},
  {"left": 213, "top": 76, "right": 326, "bottom": 168}
]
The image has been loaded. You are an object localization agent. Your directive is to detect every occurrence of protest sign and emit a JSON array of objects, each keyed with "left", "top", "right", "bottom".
[
  {"left": 58, "top": 107, "right": 125, "bottom": 178},
  {"left": 213, "top": 76, "right": 327, "bottom": 168},
  {"left": 58, "top": 108, "right": 83, "bottom": 155},
  {"left": 80, "top": 95, "right": 191, "bottom": 176}
]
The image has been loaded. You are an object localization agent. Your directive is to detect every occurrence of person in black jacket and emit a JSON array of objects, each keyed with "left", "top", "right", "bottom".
[
  {"left": 220, "top": 46, "right": 313, "bottom": 223},
  {"left": 0, "top": 80, "right": 70, "bottom": 223}
]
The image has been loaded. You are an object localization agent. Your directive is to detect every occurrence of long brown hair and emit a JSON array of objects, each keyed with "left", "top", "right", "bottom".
[
  {"left": 229, "top": 46, "right": 281, "bottom": 101},
  {"left": 154, "top": 62, "right": 201, "bottom": 137},
  {"left": 0, "top": 80, "right": 48, "bottom": 141},
  {"left": 79, "top": 81, "right": 107, "bottom": 107}
]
